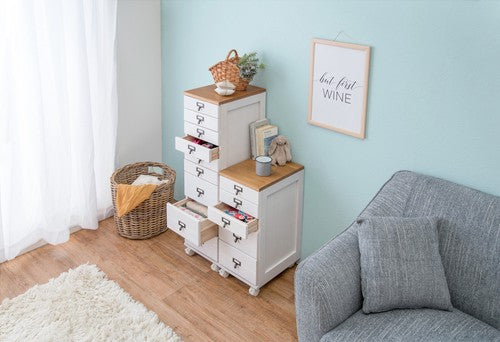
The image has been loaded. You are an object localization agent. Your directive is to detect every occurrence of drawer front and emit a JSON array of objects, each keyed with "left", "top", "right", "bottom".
[
  {"left": 175, "top": 135, "right": 219, "bottom": 163},
  {"left": 184, "top": 109, "right": 218, "bottom": 132},
  {"left": 207, "top": 203, "right": 258, "bottom": 239},
  {"left": 219, "top": 227, "right": 258, "bottom": 259},
  {"left": 184, "top": 96, "right": 218, "bottom": 118},
  {"left": 186, "top": 236, "right": 218, "bottom": 262},
  {"left": 220, "top": 189, "right": 259, "bottom": 218},
  {"left": 185, "top": 172, "right": 219, "bottom": 207},
  {"left": 184, "top": 121, "right": 219, "bottom": 145},
  {"left": 166, "top": 198, "right": 217, "bottom": 246},
  {"left": 220, "top": 176, "right": 259, "bottom": 205},
  {"left": 219, "top": 241, "right": 257, "bottom": 284},
  {"left": 184, "top": 159, "right": 218, "bottom": 186},
  {"left": 185, "top": 153, "right": 220, "bottom": 172}
]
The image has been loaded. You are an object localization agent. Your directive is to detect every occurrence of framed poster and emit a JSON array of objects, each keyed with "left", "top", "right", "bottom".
[{"left": 308, "top": 38, "right": 371, "bottom": 139}]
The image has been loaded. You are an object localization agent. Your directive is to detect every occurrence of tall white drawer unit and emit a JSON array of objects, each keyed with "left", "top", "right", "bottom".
[
  {"left": 167, "top": 85, "right": 266, "bottom": 271},
  {"left": 208, "top": 159, "right": 304, "bottom": 296}
]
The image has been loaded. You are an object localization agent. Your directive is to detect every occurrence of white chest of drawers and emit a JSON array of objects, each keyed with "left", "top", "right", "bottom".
[
  {"left": 207, "top": 159, "right": 304, "bottom": 296},
  {"left": 167, "top": 85, "right": 266, "bottom": 266},
  {"left": 167, "top": 85, "right": 304, "bottom": 296},
  {"left": 172, "top": 85, "right": 266, "bottom": 209}
]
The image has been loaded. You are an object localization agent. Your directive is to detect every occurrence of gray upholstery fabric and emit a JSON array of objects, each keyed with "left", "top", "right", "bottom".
[
  {"left": 358, "top": 216, "right": 452, "bottom": 313},
  {"left": 295, "top": 229, "right": 362, "bottom": 342},
  {"left": 401, "top": 172, "right": 500, "bottom": 328},
  {"left": 295, "top": 171, "right": 500, "bottom": 342},
  {"left": 320, "top": 309, "right": 500, "bottom": 342},
  {"left": 295, "top": 172, "right": 411, "bottom": 341}
]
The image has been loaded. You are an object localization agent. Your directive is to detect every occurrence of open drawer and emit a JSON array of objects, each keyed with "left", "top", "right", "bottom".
[
  {"left": 167, "top": 198, "right": 218, "bottom": 246},
  {"left": 175, "top": 135, "right": 219, "bottom": 163},
  {"left": 207, "top": 203, "right": 258, "bottom": 239}
]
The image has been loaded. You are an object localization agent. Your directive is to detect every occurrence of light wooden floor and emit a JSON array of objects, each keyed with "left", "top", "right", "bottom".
[{"left": 0, "top": 218, "right": 298, "bottom": 341}]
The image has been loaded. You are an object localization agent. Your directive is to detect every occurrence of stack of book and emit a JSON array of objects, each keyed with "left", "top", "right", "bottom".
[{"left": 249, "top": 119, "right": 278, "bottom": 159}]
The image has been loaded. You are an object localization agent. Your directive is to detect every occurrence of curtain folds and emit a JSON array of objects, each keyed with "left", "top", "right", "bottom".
[{"left": 0, "top": 0, "right": 118, "bottom": 261}]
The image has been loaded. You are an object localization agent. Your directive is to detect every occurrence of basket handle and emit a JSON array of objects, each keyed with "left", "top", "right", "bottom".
[{"left": 225, "top": 49, "right": 239, "bottom": 61}]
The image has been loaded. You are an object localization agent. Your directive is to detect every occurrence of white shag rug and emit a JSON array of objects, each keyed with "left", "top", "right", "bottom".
[{"left": 0, "top": 264, "right": 181, "bottom": 341}]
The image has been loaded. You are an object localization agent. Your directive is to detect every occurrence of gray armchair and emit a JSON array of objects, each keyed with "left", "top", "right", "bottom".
[{"left": 295, "top": 171, "right": 500, "bottom": 341}]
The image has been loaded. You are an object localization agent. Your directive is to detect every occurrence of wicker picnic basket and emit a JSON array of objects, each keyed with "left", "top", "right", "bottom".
[
  {"left": 209, "top": 49, "right": 249, "bottom": 91},
  {"left": 110, "top": 162, "right": 176, "bottom": 239}
]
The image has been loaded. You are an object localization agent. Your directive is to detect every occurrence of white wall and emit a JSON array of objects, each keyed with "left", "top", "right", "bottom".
[{"left": 116, "top": 0, "right": 162, "bottom": 167}]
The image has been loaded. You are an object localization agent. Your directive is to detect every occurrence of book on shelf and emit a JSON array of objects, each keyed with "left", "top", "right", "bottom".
[
  {"left": 255, "top": 124, "right": 278, "bottom": 157},
  {"left": 249, "top": 118, "right": 269, "bottom": 159}
]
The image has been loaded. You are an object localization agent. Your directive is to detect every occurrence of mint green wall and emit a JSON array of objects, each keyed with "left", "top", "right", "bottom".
[{"left": 162, "top": 1, "right": 500, "bottom": 257}]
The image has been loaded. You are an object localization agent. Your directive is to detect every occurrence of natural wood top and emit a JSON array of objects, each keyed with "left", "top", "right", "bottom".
[
  {"left": 219, "top": 159, "right": 304, "bottom": 192},
  {"left": 184, "top": 85, "right": 266, "bottom": 105}
]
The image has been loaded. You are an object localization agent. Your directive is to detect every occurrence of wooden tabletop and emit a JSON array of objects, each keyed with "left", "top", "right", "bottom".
[
  {"left": 219, "top": 159, "right": 304, "bottom": 192},
  {"left": 184, "top": 85, "right": 266, "bottom": 105}
]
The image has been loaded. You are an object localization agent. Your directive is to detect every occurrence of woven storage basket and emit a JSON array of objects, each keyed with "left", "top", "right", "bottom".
[
  {"left": 209, "top": 49, "right": 249, "bottom": 91},
  {"left": 110, "top": 162, "right": 176, "bottom": 239}
]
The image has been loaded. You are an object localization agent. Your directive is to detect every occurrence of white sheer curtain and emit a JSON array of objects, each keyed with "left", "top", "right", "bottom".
[{"left": 0, "top": 0, "right": 118, "bottom": 261}]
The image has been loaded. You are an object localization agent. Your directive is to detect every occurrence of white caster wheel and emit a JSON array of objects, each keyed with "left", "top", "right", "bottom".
[
  {"left": 184, "top": 247, "right": 195, "bottom": 256},
  {"left": 210, "top": 263, "right": 220, "bottom": 272},
  {"left": 218, "top": 269, "right": 229, "bottom": 278},
  {"left": 288, "top": 263, "right": 296, "bottom": 269},
  {"left": 249, "top": 287, "right": 260, "bottom": 296}
]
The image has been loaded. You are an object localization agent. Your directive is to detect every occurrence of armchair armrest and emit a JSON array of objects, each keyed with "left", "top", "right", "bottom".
[{"left": 295, "top": 226, "right": 362, "bottom": 342}]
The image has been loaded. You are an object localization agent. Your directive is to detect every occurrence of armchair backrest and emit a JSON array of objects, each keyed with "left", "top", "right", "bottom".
[{"left": 365, "top": 171, "right": 500, "bottom": 329}]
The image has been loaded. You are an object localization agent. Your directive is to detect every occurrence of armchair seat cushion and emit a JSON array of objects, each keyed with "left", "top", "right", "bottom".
[{"left": 320, "top": 309, "right": 500, "bottom": 342}]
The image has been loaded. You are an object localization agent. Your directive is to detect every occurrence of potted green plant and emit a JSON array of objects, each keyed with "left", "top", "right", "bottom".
[{"left": 238, "top": 52, "right": 265, "bottom": 82}]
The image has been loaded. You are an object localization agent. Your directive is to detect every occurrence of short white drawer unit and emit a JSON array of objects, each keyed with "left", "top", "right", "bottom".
[
  {"left": 167, "top": 85, "right": 266, "bottom": 275},
  {"left": 210, "top": 159, "right": 304, "bottom": 296}
]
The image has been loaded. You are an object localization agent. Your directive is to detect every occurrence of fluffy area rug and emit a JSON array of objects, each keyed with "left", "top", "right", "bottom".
[{"left": 0, "top": 264, "right": 181, "bottom": 341}]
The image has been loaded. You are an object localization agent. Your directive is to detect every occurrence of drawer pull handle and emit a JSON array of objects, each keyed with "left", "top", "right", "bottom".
[
  {"left": 187, "top": 145, "right": 196, "bottom": 154},
  {"left": 196, "top": 101, "right": 205, "bottom": 111},
  {"left": 233, "top": 233, "right": 242, "bottom": 243},
  {"left": 234, "top": 185, "right": 243, "bottom": 195},
  {"left": 233, "top": 198, "right": 242, "bottom": 208},
  {"left": 196, "top": 128, "right": 205, "bottom": 138},
  {"left": 178, "top": 220, "right": 186, "bottom": 231},
  {"left": 232, "top": 257, "right": 241, "bottom": 269},
  {"left": 196, "top": 114, "right": 204, "bottom": 124},
  {"left": 196, "top": 187, "right": 204, "bottom": 197},
  {"left": 196, "top": 158, "right": 202, "bottom": 164},
  {"left": 221, "top": 217, "right": 230, "bottom": 228},
  {"left": 196, "top": 167, "right": 204, "bottom": 177}
]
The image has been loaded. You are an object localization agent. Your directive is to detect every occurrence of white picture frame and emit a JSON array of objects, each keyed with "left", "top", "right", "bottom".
[{"left": 308, "top": 38, "right": 371, "bottom": 139}]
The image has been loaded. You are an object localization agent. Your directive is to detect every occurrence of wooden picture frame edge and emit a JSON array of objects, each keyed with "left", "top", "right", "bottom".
[{"left": 308, "top": 38, "right": 371, "bottom": 139}]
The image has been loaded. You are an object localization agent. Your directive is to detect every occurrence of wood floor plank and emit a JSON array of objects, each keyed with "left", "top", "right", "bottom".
[{"left": 0, "top": 217, "right": 298, "bottom": 341}]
